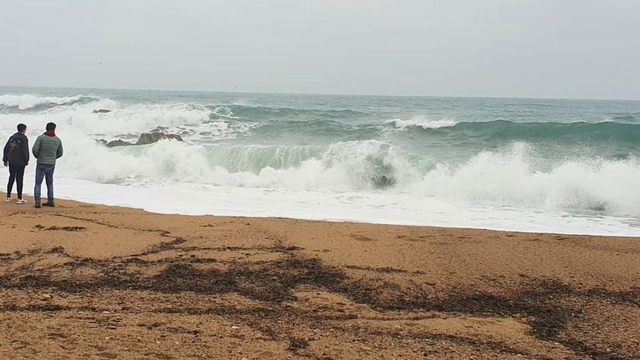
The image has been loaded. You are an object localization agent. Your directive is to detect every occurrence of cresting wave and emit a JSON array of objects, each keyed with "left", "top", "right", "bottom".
[
  {"left": 55, "top": 138, "right": 640, "bottom": 217},
  {"left": 388, "top": 119, "right": 640, "bottom": 146},
  {"left": 0, "top": 94, "right": 100, "bottom": 111}
]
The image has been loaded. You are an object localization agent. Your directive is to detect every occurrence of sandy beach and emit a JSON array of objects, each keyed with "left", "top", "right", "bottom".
[{"left": 0, "top": 198, "right": 639, "bottom": 359}]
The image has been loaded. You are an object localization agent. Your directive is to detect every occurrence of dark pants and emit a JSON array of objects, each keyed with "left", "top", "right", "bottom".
[
  {"left": 34, "top": 164, "right": 55, "bottom": 203},
  {"left": 7, "top": 165, "right": 26, "bottom": 199}
]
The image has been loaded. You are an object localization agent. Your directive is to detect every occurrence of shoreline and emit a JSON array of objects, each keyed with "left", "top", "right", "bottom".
[
  {"left": 4, "top": 174, "right": 639, "bottom": 237},
  {"left": 1, "top": 197, "right": 640, "bottom": 358}
]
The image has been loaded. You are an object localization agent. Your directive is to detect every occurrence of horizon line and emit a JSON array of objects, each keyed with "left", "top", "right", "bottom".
[{"left": 1, "top": 84, "right": 639, "bottom": 102}]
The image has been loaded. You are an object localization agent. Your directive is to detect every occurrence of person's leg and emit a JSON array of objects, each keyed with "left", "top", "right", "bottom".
[
  {"left": 34, "top": 165, "right": 45, "bottom": 205},
  {"left": 45, "top": 166, "right": 55, "bottom": 204},
  {"left": 16, "top": 165, "right": 25, "bottom": 200},
  {"left": 6, "top": 166, "right": 17, "bottom": 200}
]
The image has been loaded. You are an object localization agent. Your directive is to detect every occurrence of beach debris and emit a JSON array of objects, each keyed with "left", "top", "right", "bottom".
[
  {"left": 45, "top": 226, "right": 86, "bottom": 232},
  {"left": 288, "top": 337, "right": 310, "bottom": 351},
  {"left": 46, "top": 246, "right": 66, "bottom": 255}
]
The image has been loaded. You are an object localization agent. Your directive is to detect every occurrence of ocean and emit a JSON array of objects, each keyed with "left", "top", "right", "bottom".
[{"left": 1, "top": 86, "right": 640, "bottom": 236}]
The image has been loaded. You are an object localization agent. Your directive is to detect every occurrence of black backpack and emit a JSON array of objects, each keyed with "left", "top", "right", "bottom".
[
  {"left": 8, "top": 137, "right": 22, "bottom": 163},
  {"left": 9, "top": 137, "right": 20, "bottom": 151}
]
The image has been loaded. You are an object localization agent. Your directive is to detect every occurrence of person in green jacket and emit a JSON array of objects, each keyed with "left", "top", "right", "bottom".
[{"left": 32, "top": 122, "right": 63, "bottom": 208}]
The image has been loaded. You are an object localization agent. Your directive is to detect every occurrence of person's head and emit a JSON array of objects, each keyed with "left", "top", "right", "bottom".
[
  {"left": 46, "top": 122, "right": 56, "bottom": 132},
  {"left": 17, "top": 123, "right": 27, "bottom": 134}
]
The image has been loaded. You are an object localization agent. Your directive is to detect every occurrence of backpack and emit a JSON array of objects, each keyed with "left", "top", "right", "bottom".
[
  {"left": 7, "top": 137, "right": 23, "bottom": 164},
  {"left": 9, "top": 138, "right": 20, "bottom": 151}
]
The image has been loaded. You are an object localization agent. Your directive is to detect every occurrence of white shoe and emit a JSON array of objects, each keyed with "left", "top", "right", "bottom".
[
  {"left": 4, "top": 197, "right": 10, "bottom": 203},
  {"left": 17, "top": 199, "right": 27, "bottom": 205}
]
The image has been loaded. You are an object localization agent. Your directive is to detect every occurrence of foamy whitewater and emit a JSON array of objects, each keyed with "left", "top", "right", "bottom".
[{"left": 2, "top": 87, "right": 640, "bottom": 236}]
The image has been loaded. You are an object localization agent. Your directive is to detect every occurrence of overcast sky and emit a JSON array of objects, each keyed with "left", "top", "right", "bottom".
[{"left": 1, "top": 0, "right": 639, "bottom": 99}]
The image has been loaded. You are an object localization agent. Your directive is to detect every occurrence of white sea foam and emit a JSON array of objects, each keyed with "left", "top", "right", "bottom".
[
  {"left": 18, "top": 134, "right": 640, "bottom": 221},
  {"left": 412, "top": 143, "right": 640, "bottom": 217},
  {"left": 386, "top": 116, "right": 457, "bottom": 130},
  {"left": 2, "top": 174, "right": 638, "bottom": 236},
  {"left": 0, "top": 99, "right": 253, "bottom": 143}
]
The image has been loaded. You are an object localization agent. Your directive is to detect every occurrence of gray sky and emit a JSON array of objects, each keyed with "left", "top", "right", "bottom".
[{"left": 1, "top": 0, "right": 639, "bottom": 99}]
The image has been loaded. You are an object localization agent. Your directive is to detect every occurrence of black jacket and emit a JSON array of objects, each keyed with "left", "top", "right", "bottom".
[{"left": 3, "top": 133, "right": 30, "bottom": 166}]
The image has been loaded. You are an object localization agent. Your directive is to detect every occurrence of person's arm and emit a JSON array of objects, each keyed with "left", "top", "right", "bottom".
[
  {"left": 56, "top": 139, "right": 63, "bottom": 159},
  {"left": 2, "top": 138, "right": 10, "bottom": 165},
  {"left": 32, "top": 136, "right": 41, "bottom": 159},
  {"left": 23, "top": 138, "right": 30, "bottom": 165}
]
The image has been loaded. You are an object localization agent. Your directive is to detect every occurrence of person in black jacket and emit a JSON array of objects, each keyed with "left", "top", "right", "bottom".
[{"left": 3, "top": 123, "right": 30, "bottom": 204}]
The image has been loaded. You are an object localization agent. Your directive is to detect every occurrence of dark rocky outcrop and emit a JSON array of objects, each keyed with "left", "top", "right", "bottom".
[
  {"left": 106, "top": 140, "right": 133, "bottom": 148},
  {"left": 136, "top": 133, "right": 183, "bottom": 145},
  {"left": 92, "top": 109, "right": 112, "bottom": 114},
  {"left": 100, "top": 133, "right": 184, "bottom": 148}
]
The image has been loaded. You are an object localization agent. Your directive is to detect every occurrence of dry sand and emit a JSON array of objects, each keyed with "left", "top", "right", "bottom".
[{"left": 0, "top": 197, "right": 639, "bottom": 359}]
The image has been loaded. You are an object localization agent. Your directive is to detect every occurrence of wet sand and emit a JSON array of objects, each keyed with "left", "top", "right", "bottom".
[{"left": 0, "top": 197, "right": 639, "bottom": 359}]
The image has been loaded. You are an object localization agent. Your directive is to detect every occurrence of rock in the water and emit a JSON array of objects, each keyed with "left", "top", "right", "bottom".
[
  {"left": 98, "top": 133, "right": 184, "bottom": 148},
  {"left": 92, "top": 109, "right": 111, "bottom": 114},
  {"left": 135, "top": 133, "right": 183, "bottom": 145},
  {"left": 106, "top": 140, "right": 133, "bottom": 148},
  {"left": 371, "top": 175, "right": 396, "bottom": 189}
]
